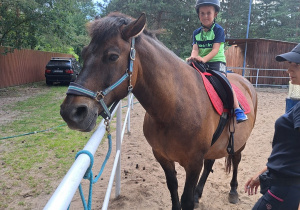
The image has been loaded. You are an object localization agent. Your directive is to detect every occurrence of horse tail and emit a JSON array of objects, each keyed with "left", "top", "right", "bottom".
[{"left": 225, "top": 154, "right": 233, "bottom": 174}]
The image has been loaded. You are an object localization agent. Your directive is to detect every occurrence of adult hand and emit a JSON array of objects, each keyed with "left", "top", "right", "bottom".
[{"left": 244, "top": 175, "right": 260, "bottom": 195}]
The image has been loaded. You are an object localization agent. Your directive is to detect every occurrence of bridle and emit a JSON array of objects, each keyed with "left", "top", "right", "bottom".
[{"left": 66, "top": 37, "right": 136, "bottom": 120}]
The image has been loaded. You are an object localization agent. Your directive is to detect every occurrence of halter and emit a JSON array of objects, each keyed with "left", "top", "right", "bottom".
[{"left": 66, "top": 38, "right": 136, "bottom": 120}]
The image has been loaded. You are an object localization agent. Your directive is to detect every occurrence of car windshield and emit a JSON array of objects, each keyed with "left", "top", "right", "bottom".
[{"left": 46, "top": 60, "right": 71, "bottom": 68}]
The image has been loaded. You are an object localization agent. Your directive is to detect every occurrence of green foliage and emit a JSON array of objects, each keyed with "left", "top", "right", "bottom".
[
  {"left": 219, "top": 0, "right": 250, "bottom": 38},
  {"left": 218, "top": 0, "right": 299, "bottom": 42},
  {"left": 0, "top": 0, "right": 96, "bottom": 58},
  {"left": 0, "top": 0, "right": 299, "bottom": 60},
  {"left": 98, "top": 0, "right": 299, "bottom": 58},
  {"left": 99, "top": 0, "right": 199, "bottom": 58}
]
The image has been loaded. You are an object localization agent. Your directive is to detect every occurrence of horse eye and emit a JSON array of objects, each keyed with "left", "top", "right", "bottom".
[{"left": 109, "top": 54, "right": 119, "bottom": 62}]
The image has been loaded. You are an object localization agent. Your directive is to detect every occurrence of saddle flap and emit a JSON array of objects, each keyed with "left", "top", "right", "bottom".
[
  {"left": 206, "top": 69, "right": 234, "bottom": 110},
  {"left": 189, "top": 61, "right": 251, "bottom": 115}
]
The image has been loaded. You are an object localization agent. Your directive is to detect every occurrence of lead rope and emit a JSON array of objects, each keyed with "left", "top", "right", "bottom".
[
  {"left": 65, "top": 38, "right": 135, "bottom": 209},
  {"left": 68, "top": 119, "right": 112, "bottom": 210}
]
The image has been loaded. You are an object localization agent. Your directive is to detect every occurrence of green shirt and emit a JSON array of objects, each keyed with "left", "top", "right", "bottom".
[{"left": 192, "top": 23, "right": 226, "bottom": 63}]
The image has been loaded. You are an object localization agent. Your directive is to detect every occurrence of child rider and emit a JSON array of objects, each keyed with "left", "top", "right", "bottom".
[{"left": 187, "top": 0, "right": 248, "bottom": 123}]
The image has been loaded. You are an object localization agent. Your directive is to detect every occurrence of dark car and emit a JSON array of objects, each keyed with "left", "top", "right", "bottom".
[{"left": 45, "top": 57, "right": 81, "bottom": 85}]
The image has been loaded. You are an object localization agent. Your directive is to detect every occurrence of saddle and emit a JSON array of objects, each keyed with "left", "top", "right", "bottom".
[
  {"left": 192, "top": 61, "right": 234, "bottom": 111},
  {"left": 189, "top": 61, "right": 235, "bottom": 153}
]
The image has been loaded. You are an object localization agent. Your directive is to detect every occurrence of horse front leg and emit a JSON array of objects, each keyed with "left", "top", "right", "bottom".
[
  {"left": 228, "top": 152, "right": 242, "bottom": 204},
  {"left": 194, "top": 159, "right": 215, "bottom": 203},
  {"left": 181, "top": 161, "right": 203, "bottom": 210},
  {"left": 152, "top": 150, "right": 181, "bottom": 210}
]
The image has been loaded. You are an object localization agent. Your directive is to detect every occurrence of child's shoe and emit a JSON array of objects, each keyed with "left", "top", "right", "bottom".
[{"left": 235, "top": 108, "right": 248, "bottom": 123}]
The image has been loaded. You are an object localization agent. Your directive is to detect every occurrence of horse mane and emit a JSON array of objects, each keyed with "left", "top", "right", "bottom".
[
  {"left": 87, "top": 12, "right": 158, "bottom": 46},
  {"left": 84, "top": 12, "right": 179, "bottom": 63}
]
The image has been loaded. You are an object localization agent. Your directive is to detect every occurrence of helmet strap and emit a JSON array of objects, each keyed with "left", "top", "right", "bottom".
[{"left": 201, "top": 21, "right": 215, "bottom": 31}]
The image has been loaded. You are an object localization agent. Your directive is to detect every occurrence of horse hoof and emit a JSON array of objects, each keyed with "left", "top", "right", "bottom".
[{"left": 228, "top": 192, "right": 239, "bottom": 204}]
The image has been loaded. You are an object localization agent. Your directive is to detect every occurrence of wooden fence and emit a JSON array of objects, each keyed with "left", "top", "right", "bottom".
[
  {"left": 0, "top": 47, "right": 72, "bottom": 88},
  {"left": 0, "top": 39, "right": 295, "bottom": 88},
  {"left": 225, "top": 39, "right": 296, "bottom": 86}
]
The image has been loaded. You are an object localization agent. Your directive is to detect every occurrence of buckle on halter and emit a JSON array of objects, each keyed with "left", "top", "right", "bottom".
[
  {"left": 95, "top": 91, "right": 105, "bottom": 101},
  {"left": 128, "top": 85, "right": 133, "bottom": 92}
]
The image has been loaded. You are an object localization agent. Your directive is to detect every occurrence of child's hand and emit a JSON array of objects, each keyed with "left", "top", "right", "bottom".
[{"left": 187, "top": 56, "right": 205, "bottom": 63}]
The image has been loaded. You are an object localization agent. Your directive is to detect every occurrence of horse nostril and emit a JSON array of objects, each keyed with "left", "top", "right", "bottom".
[{"left": 71, "top": 105, "right": 88, "bottom": 122}]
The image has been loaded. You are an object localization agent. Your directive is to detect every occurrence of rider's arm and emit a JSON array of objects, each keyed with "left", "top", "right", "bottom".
[
  {"left": 202, "top": 42, "right": 220, "bottom": 63},
  {"left": 190, "top": 44, "right": 199, "bottom": 58}
]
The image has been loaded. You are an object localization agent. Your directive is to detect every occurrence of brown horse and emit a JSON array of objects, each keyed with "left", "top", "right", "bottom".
[{"left": 60, "top": 12, "right": 257, "bottom": 210}]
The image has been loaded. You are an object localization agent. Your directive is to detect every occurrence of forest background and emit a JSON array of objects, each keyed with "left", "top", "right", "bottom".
[{"left": 0, "top": 0, "right": 299, "bottom": 61}]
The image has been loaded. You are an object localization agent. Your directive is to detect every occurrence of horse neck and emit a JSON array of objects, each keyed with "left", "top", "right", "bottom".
[{"left": 132, "top": 35, "right": 207, "bottom": 121}]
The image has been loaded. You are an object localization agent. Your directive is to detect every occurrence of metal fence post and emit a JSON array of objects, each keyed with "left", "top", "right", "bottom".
[
  {"left": 131, "top": 94, "right": 134, "bottom": 110},
  {"left": 127, "top": 94, "right": 131, "bottom": 134},
  {"left": 255, "top": 68, "right": 260, "bottom": 88},
  {"left": 115, "top": 101, "right": 122, "bottom": 197}
]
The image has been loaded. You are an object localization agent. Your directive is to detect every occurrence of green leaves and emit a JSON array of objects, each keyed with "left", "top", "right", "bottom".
[
  {"left": 0, "top": 0, "right": 96, "bottom": 58},
  {"left": 0, "top": 0, "right": 298, "bottom": 61},
  {"left": 100, "top": 0, "right": 299, "bottom": 58},
  {"left": 101, "top": 0, "right": 198, "bottom": 58}
]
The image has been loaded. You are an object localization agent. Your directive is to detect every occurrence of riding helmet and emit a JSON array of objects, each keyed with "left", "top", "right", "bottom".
[{"left": 195, "top": 0, "right": 220, "bottom": 14}]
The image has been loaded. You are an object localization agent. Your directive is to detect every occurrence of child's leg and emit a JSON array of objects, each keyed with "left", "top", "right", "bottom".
[
  {"left": 232, "top": 89, "right": 248, "bottom": 123},
  {"left": 206, "top": 61, "right": 247, "bottom": 123},
  {"left": 232, "top": 89, "right": 240, "bottom": 109}
]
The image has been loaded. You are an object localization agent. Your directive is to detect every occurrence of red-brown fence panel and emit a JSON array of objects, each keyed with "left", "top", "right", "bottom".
[{"left": 0, "top": 47, "right": 73, "bottom": 88}]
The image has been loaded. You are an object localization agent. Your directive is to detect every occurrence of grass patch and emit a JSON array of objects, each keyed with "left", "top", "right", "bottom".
[{"left": 0, "top": 82, "right": 106, "bottom": 209}]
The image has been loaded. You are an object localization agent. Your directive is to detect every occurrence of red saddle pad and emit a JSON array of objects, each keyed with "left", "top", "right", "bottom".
[{"left": 200, "top": 72, "right": 251, "bottom": 115}]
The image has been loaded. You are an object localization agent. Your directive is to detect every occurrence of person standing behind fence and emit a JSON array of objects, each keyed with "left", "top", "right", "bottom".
[
  {"left": 244, "top": 43, "right": 300, "bottom": 210},
  {"left": 187, "top": 0, "right": 248, "bottom": 123}
]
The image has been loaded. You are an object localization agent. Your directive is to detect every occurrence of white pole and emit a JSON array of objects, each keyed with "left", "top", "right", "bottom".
[
  {"left": 115, "top": 100, "right": 122, "bottom": 197},
  {"left": 102, "top": 150, "right": 121, "bottom": 210},
  {"left": 242, "top": 0, "right": 253, "bottom": 76},
  {"left": 255, "top": 68, "right": 260, "bottom": 88},
  {"left": 127, "top": 94, "right": 131, "bottom": 133},
  {"left": 44, "top": 121, "right": 106, "bottom": 210},
  {"left": 131, "top": 94, "right": 134, "bottom": 109}
]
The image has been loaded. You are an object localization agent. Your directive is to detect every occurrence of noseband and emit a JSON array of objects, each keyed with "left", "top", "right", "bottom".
[{"left": 66, "top": 38, "right": 136, "bottom": 120}]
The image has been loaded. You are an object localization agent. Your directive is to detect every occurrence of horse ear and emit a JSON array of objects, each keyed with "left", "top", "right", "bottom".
[{"left": 122, "top": 13, "right": 146, "bottom": 40}]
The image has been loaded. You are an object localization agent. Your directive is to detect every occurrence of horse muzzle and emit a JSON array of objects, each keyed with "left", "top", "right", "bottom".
[{"left": 60, "top": 101, "right": 98, "bottom": 132}]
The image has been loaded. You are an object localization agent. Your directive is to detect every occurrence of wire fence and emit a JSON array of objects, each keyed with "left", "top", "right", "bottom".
[{"left": 227, "top": 67, "right": 289, "bottom": 88}]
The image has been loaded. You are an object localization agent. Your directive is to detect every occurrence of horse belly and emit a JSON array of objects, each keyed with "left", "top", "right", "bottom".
[
  {"left": 203, "top": 134, "right": 229, "bottom": 159},
  {"left": 143, "top": 114, "right": 212, "bottom": 165},
  {"left": 204, "top": 120, "right": 253, "bottom": 159}
]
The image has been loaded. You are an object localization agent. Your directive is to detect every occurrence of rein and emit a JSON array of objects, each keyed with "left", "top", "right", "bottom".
[{"left": 66, "top": 37, "right": 136, "bottom": 120}]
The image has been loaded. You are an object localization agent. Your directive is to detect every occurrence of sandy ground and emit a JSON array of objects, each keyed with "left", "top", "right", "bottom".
[
  {"left": 64, "top": 88, "right": 288, "bottom": 210},
  {"left": 0, "top": 87, "right": 291, "bottom": 209}
]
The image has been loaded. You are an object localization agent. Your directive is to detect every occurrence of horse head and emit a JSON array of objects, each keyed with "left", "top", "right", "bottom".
[{"left": 60, "top": 13, "right": 146, "bottom": 131}]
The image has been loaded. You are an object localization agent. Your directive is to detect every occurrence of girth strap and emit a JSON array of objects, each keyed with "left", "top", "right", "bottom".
[{"left": 211, "top": 112, "right": 228, "bottom": 146}]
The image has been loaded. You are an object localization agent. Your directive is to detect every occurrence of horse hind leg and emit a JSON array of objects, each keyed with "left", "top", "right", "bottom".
[
  {"left": 227, "top": 151, "right": 242, "bottom": 204},
  {"left": 152, "top": 150, "right": 181, "bottom": 210},
  {"left": 194, "top": 159, "right": 215, "bottom": 203}
]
